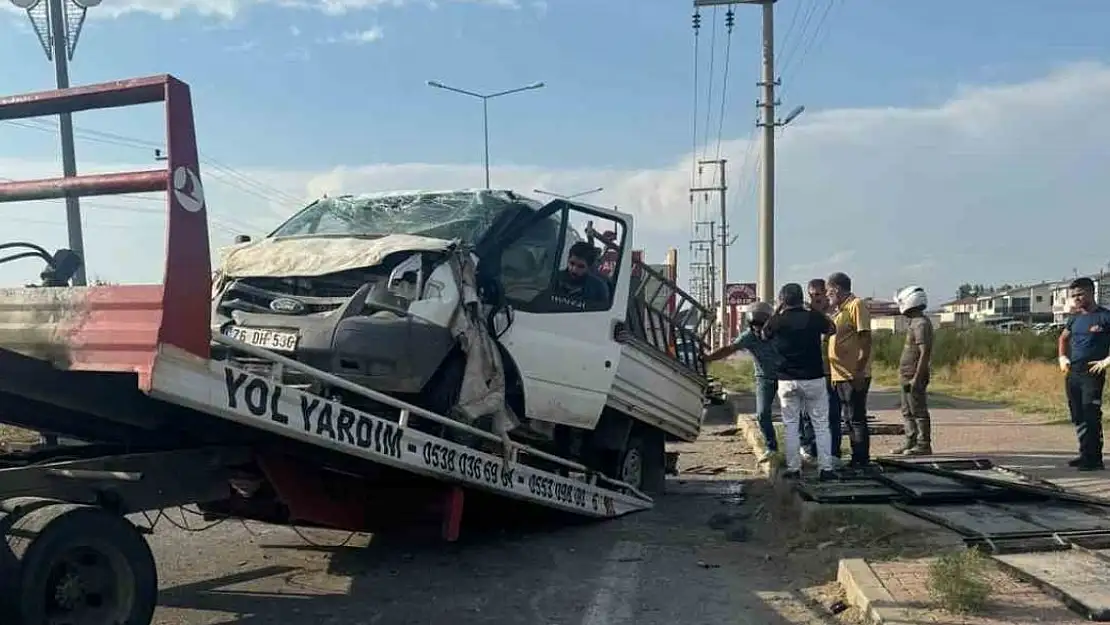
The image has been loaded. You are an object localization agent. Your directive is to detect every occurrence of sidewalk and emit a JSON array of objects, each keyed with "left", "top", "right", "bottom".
[
  {"left": 864, "top": 389, "right": 1108, "bottom": 499},
  {"left": 733, "top": 386, "right": 1110, "bottom": 624},
  {"left": 840, "top": 390, "right": 1110, "bottom": 624}
]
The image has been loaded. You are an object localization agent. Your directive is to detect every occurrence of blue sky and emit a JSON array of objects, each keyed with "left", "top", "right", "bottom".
[{"left": 3, "top": 0, "right": 1110, "bottom": 303}]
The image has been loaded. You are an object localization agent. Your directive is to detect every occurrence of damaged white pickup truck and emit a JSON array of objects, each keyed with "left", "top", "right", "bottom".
[{"left": 211, "top": 189, "right": 715, "bottom": 493}]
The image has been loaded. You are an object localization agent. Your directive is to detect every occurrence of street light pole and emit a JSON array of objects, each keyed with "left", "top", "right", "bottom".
[
  {"left": 426, "top": 80, "right": 545, "bottom": 189},
  {"left": 11, "top": 0, "right": 101, "bottom": 287}
]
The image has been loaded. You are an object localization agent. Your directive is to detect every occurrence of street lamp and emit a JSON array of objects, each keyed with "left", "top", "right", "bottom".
[
  {"left": 426, "top": 80, "right": 545, "bottom": 190},
  {"left": 533, "top": 187, "right": 604, "bottom": 200},
  {"left": 10, "top": 0, "right": 102, "bottom": 286}
]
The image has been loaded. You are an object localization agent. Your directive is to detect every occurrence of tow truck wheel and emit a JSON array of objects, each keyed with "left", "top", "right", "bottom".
[{"left": 0, "top": 502, "right": 157, "bottom": 625}]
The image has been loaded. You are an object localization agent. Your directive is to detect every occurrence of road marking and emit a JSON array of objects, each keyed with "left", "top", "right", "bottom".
[{"left": 580, "top": 541, "right": 645, "bottom": 625}]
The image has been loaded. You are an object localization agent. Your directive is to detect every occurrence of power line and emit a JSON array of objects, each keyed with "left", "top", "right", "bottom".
[
  {"left": 714, "top": 8, "right": 736, "bottom": 160},
  {"left": 2, "top": 118, "right": 302, "bottom": 210}
]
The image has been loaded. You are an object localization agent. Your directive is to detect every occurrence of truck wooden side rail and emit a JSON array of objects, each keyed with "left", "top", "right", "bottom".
[{"left": 0, "top": 75, "right": 652, "bottom": 625}]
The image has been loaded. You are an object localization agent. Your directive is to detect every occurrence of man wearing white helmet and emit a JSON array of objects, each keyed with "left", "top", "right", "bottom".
[
  {"left": 704, "top": 301, "right": 782, "bottom": 462},
  {"left": 893, "top": 285, "right": 934, "bottom": 456}
]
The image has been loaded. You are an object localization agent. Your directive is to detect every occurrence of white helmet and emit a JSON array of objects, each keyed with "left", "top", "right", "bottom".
[{"left": 895, "top": 285, "right": 928, "bottom": 314}]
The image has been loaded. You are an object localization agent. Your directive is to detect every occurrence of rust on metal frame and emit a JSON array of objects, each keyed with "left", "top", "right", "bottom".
[
  {"left": 0, "top": 74, "right": 212, "bottom": 389},
  {"left": 0, "top": 171, "right": 167, "bottom": 203},
  {"left": 0, "top": 75, "right": 169, "bottom": 121}
]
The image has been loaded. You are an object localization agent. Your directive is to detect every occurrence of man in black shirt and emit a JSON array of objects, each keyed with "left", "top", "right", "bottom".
[
  {"left": 763, "top": 283, "right": 837, "bottom": 481},
  {"left": 552, "top": 242, "right": 611, "bottom": 309}
]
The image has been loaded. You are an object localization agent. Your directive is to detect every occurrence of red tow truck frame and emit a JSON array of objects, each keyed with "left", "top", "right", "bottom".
[{"left": 0, "top": 75, "right": 651, "bottom": 625}]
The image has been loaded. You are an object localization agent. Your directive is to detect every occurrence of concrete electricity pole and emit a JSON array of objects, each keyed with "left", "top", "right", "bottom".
[
  {"left": 10, "top": 0, "right": 101, "bottom": 286},
  {"left": 693, "top": 0, "right": 806, "bottom": 305},
  {"left": 691, "top": 158, "right": 730, "bottom": 345}
]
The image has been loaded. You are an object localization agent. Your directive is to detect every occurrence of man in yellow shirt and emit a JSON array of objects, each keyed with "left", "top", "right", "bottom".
[{"left": 826, "top": 272, "right": 873, "bottom": 469}]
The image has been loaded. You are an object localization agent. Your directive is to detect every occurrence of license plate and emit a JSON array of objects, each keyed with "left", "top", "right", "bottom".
[{"left": 224, "top": 326, "right": 299, "bottom": 352}]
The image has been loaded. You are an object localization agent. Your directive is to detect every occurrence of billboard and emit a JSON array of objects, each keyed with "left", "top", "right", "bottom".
[{"left": 725, "top": 282, "right": 757, "bottom": 343}]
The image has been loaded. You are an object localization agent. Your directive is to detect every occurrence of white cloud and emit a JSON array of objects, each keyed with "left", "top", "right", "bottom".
[
  {"left": 0, "top": 0, "right": 520, "bottom": 20},
  {"left": 320, "top": 26, "right": 384, "bottom": 45},
  {"left": 289, "top": 25, "right": 301, "bottom": 36},
  {"left": 5, "top": 62, "right": 1110, "bottom": 304}
]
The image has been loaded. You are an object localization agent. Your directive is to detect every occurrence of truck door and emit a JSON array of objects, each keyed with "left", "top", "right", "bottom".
[{"left": 492, "top": 202, "right": 631, "bottom": 430}]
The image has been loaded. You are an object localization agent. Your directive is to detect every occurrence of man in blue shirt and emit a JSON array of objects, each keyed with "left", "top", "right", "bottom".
[
  {"left": 1058, "top": 277, "right": 1110, "bottom": 471},
  {"left": 705, "top": 301, "right": 782, "bottom": 463}
]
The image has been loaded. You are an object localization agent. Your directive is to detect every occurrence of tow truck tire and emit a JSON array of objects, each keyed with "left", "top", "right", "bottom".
[
  {"left": 0, "top": 502, "right": 158, "bottom": 625},
  {"left": 620, "top": 428, "right": 667, "bottom": 496}
]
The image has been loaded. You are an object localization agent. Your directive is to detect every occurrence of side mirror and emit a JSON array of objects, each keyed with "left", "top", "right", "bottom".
[{"left": 234, "top": 234, "right": 252, "bottom": 244}]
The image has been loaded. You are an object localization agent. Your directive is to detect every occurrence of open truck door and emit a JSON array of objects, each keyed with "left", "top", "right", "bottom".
[{"left": 479, "top": 200, "right": 632, "bottom": 431}]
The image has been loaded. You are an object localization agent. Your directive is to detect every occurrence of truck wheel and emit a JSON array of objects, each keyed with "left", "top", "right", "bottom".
[
  {"left": 0, "top": 502, "right": 158, "bottom": 625},
  {"left": 619, "top": 428, "right": 666, "bottom": 496}
]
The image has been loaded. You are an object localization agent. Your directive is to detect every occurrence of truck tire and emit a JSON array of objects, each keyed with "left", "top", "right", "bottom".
[
  {"left": 619, "top": 428, "right": 667, "bottom": 496},
  {"left": 0, "top": 502, "right": 158, "bottom": 625}
]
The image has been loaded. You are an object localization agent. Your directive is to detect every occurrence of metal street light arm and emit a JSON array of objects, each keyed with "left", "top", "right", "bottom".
[
  {"left": 487, "top": 82, "right": 545, "bottom": 99},
  {"left": 425, "top": 80, "right": 484, "bottom": 99}
]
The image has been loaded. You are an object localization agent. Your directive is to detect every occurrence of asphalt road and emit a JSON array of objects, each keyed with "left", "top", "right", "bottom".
[{"left": 147, "top": 411, "right": 833, "bottom": 625}]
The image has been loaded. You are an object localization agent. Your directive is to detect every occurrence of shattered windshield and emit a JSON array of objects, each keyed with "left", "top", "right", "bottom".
[{"left": 268, "top": 189, "right": 542, "bottom": 244}]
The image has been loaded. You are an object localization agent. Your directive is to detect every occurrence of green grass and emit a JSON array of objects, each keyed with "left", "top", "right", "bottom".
[
  {"left": 870, "top": 326, "right": 1058, "bottom": 369},
  {"left": 927, "top": 549, "right": 995, "bottom": 614},
  {"left": 709, "top": 358, "right": 755, "bottom": 394}
]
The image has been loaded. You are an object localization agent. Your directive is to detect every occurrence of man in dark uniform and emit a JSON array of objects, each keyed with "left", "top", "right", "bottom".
[{"left": 1058, "top": 277, "right": 1110, "bottom": 471}]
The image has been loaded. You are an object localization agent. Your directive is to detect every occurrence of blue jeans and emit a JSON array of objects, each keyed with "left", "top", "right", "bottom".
[
  {"left": 755, "top": 376, "right": 779, "bottom": 452},
  {"left": 801, "top": 378, "right": 842, "bottom": 458}
]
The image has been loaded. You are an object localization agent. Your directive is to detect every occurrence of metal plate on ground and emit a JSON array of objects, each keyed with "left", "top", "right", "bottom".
[
  {"left": 880, "top": 471, "right": 995, "bottom": 500},
  {"left": 667, "top": 479, "right": 745, "bottom": 497},
  {"left": 794, "top": 479, "right": 902, "bottom": 504},
  {"left": 904, "top": 502, "right": 1050, "bottom": 535},
  {"left": 992, "top": 502, "right": 1110, "bottom": 532},
  {"left": 995, "top": 549, "right": 1110, "bottom": 621}
]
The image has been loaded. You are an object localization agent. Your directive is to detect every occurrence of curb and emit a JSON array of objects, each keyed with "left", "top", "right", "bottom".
[
  {"left": 734, "top": 414, "right": 780, "bottom": 478},
  {"left": 836, "top": 559, "right": 914, "bottom": 624}
]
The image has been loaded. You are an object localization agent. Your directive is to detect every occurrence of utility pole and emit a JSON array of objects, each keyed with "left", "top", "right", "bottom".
[
  {"left": 755, "top": 1, "right": 775, "bottom": 304},
  {"left": 691, "top": 158, "right": 730, "bottom": 346},
  {"left": 693, "top": 0, "right": 807, "bottom": 305},
  {"left": 688, "top": 220, "right": 716, "bottom": 308},
  {"left": 11, "top": 0, "right": 102, "bottom": 286}
]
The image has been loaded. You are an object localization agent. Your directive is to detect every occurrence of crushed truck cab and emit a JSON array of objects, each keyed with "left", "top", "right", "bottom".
[{"left": 211, "top": 189, "right": 716, "bottom": 493}]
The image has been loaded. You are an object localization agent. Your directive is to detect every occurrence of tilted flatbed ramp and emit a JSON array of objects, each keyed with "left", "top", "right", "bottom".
[
  {"left": 151, "top": 338, "right": 652, "bottom": 518},
  {"left": 0, "top": 74, "right": 649, "bottom": 625}
]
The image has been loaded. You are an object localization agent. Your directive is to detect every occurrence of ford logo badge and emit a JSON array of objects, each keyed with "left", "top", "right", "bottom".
[{"left": 269, "top": 297, "right": 305, "bottom": 314}]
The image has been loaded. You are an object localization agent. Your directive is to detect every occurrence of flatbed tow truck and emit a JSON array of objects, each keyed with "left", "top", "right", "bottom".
[{"left": 0, "top": 76, "right": 662, "bottom": 625}]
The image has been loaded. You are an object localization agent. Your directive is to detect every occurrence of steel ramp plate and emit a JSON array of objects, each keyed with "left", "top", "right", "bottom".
[
  {"left": 794, "top": 479, "right": 901, "bottom": 504},
  {"left": 904, "top": 502, "right": 1049, "bottom": 535},
  {"left": 880, "top": 470, "right": 996, "bottom": 500},
  {"left": 666, "top": 479, "right": 745, "bottom": 497},
  {"left": 995, "top": 549, "right": 1110, "bottom": 621},
  {"left": 992, "top": 502, "right": 1110, "bottom": 532}
]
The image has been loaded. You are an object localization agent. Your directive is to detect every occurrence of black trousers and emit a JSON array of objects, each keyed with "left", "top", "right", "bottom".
[
  {"left": 835, "top": 377, "right": 871, "bottom": 465},
  {"left": 1066, "top": 368, "right": 1105, "bottom": 463}
]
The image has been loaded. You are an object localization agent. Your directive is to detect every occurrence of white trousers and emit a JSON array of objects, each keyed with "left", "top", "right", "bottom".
[{"left": 777, "top": 377, "right": 833, "bottom": 471}]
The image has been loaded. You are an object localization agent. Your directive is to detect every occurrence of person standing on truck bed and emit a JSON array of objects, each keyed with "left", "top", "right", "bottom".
[
  {"left": 800, "top": 277, "right": 842, "bottom": 464},
  {"left": 1059, "top": 277, "right": 1110, "bottom": 472},
  {"left": 826, "top": 271, "right": 874, "bottom": 470},
  {"left": 762, "top": 283, "right": 837, "bottom": 481},
  {"left": 704, "top": 301, "right": 782, "bottom": 463},
  {"left": 552, "top": 241, "right": 611, "bottom": 309}
]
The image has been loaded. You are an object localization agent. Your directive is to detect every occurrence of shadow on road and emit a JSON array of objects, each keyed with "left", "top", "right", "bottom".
[{"left": 152, "top": 474, "right": 842, "bottom": 625}]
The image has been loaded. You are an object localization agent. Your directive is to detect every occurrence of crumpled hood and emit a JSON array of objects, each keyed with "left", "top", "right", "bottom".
[{"left": 217, "top": 234, "right": 455, "bottom": 278}]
